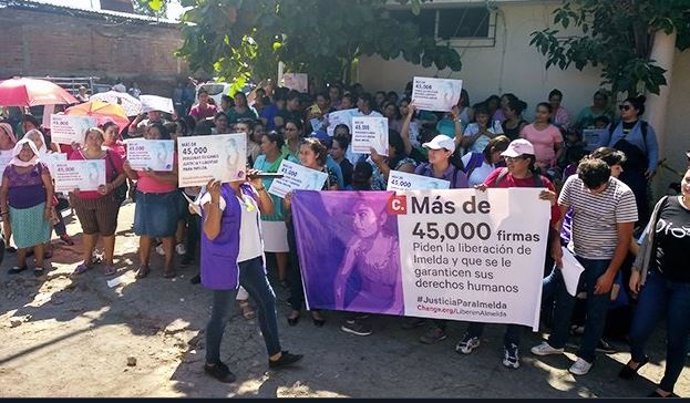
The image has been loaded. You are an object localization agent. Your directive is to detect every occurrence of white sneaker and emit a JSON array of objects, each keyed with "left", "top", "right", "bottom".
[
  {"left": 155, "top": 244, "right": 165, "bottom": 256},
  {"left": 175, "top": 243, "right": 187, "bottom": 255},
  {"left": 569, "top": 358, "right": 593, "bottom": 375},
  {"left": 531, "top": 341, "right": 564, "bottom": 356}
]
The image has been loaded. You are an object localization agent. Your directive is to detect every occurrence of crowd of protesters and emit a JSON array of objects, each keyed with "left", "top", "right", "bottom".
[{"left": 0, "top": 76, "right": 687, "bottom": 397}]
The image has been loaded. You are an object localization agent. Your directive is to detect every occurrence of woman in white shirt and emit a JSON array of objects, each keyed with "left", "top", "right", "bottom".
[
  {"left": 461, "top": 105, "right": 504, "bottom": 154},
  {"left": 461, "top": 135, "right": 511, "bottom": 186}
]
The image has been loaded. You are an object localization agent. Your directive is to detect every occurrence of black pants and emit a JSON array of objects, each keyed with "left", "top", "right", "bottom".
[{"left": 286, "top": 219, "right": 305, "bottom": 312}]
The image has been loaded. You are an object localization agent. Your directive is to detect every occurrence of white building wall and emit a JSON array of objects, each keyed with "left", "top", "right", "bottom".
[
  {"left": 359, "top": 0, "right": 690, "bottom": 190},
  {"left": 359, "top": 1, "right": 602, "bottom": 121}
]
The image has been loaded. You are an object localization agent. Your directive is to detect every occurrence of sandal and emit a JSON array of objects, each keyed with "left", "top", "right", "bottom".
[
  {"left": 103, "top": 265, "right": 117, "bottom": 277},
  {"left": 163, "top": 269, "right": 177, "bottom": 279},
  {"left": 71, "top": 263, "right": 93, "bottom": 276},
  {"left": 33, "top": 268, "right": 45, "bottom": 277},
  {"left": 238, "top": 299, "right": 256, "bottom": 320},
  {"left": 135, "top": 266, "right": 150, "bottom": 279},
  {"left": 8, "top": 265, "right": 27, "bottom": 275}
]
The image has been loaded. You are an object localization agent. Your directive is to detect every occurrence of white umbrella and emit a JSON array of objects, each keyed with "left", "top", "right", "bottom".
[{"left": 91, "top": 90, "right": 142, "bottom": 116}]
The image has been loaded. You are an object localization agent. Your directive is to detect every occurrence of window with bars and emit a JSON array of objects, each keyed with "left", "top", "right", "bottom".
[{"left": 389, "top": 6, "right": 493, "bottom": 41}]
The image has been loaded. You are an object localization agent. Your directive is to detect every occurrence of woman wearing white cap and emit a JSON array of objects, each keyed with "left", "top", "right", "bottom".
[
  {"left": 408, "top": 134, "right": 470, "bottom": 345},
  {"left": 455, "top": 138, "right": 561, "bottom": 369}
]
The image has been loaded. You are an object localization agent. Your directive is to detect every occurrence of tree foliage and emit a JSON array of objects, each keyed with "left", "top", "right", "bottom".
[
  {"left": 530, "top": 0, "right": 690, "bottom": 96},
  {"left": 139, "top": 0, "right": 462, "bottom": 91},
  {"left": 132, "top": 0, "right": 168, "bottom": 18}
]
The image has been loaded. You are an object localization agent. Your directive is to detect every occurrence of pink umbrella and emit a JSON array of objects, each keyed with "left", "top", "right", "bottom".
[{"left": 0, "top": 77, "right": 78, "bottom": 107}]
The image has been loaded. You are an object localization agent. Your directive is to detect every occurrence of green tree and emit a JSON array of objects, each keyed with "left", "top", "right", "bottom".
[
  {"left": 530, "top": 0, "right": 690, "bottom": 96},
  {"left": 132, "top": 0, "right": 168, "bottom": 18},
  {"left": 144, "top": 0, "right": 462, "bottom": 92}
]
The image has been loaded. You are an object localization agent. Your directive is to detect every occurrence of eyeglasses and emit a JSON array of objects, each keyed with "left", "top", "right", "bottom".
[
  {"left": 504, "top": 156, "right": 525, "bottom": 162},
  {"left": 619, "top": 104, "right": 632, "bottom": 111}
]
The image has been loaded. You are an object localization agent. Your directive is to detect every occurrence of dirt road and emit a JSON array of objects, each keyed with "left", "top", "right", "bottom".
[{"left": 0, "top": 202, "right": 687, "bottom": 397}]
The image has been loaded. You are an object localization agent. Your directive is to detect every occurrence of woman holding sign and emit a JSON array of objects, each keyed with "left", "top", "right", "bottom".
[
  {"left": 69, "top": 128, "right": 126, "bottom": 277},
  {"left": 1, "top": 139, "right": 54, "bottom": 276},
  {"left": 284, "top": 138, "right": 339, "bottom": 327},
  {"left": 123, "top": 123, "right": 179, "bottom": 279},
  {"left": 200, "top": 173, "right": 303, "bottom": 383},
  {"left": 407, "top": 135, "right": 470, "bottom": 344},
  {"left": 455, "top": 139, "right": 561, "bottom": 369},
  {"left": 253, "top": 131, "right": 298, "bottom": 286}
]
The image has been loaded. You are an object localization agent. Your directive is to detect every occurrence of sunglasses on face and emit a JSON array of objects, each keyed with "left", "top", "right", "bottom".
[{"left": 619, "top": 104, "right": 632, "bottom": 111}]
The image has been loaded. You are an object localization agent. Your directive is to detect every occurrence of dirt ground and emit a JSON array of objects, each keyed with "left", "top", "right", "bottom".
[{"left": 0, "top": 201, "right": 688, "bottom": 398}]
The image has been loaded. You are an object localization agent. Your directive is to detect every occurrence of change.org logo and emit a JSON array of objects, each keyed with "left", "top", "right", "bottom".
[{"left": 386, "top": 194, "right": 407, "bottom": 215}]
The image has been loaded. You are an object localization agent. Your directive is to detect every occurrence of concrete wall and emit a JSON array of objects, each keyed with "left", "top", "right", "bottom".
[
  {"left": 0, "top": 7, "right": 188, "bottom": 95},
  {"left": 359, "top": 1, "right": 602, "bottom": 121},
  {"left": 657, "top": 49, "right": 690, "bottom": 189},
  {"left": 359, "top": 0, "right": 690, "bottom": 190}
]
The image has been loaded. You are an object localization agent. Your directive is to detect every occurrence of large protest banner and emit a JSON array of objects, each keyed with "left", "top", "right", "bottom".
[{"left": 291, "top": 188, "right": 550, "bottom": 330}]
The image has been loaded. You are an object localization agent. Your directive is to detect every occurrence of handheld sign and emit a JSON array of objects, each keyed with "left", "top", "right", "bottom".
[
  {"left": 140, "top": 95, "right": 174, "bottom": 115},
  {"left": 326, "top": 108, "right": 358, "bottom": 137},
  {"left": 411, "top": 77, "right": 463, "bottom": 112},
  {"left": 177, "top": 133, "right": 247, "bottom": 187},
  {"left": 268, "top": 160, "right": 328, "bottom": 198},
  {"left": 387, "top": 170, "right": 450, "bottom": 192},
  {"left": 41, "top": 153, "right": 67, "bottom": 176},
  {"left": 50, "top": 115, "right": 97, "bottom": 145},
  {"left": 351, "top": 116, "right": 389, "bottom": 156},
  {"left": 582, "top": 128, "right": 608, "bottom": 151},
  {"left": 281, "top": 73, "right": 308, "bottom": 93},
  {"left": 0, "top": 150, "right": 13, "bottom": 175},
  {"left": 53, "top": 160, "right": 106, "bottom": 192},
  {"left": 126, "top": 139, "right": 175, "bottom": 171}
]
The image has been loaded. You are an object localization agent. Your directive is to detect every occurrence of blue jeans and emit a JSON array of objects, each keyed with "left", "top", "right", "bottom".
[
  {"left": 629, "top": 270, "right": 690, "bottom": 393},
  {"left": 545, "top": 257, "right": 611, "bottom": 363},
  {"left": 205, "top": 256, "right": 281, "bottom": 364},
  {"left": 466, "top": 322, "right": 522, "bottom": 348}
]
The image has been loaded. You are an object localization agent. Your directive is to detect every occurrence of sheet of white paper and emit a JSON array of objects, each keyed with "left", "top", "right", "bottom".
[
  {"left": 387, "top": 170, "right": 450, "bottom": 191},
  {"left": 181, "top": 192, "right": 202, "bottom": 216},
  {"left": 561, "top": 247, "right": 585, "bottom": 297}
]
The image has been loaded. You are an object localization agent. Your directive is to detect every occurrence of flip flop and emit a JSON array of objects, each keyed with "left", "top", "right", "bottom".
[
  {"left": 8, "top": 265, "right": 27, "bottom": 275},
  {"left": 33, "top": 268, "right": 45, "bottom": 277},
  {"left": 163, "top": 269, "right": 176, "bottom": 279}
]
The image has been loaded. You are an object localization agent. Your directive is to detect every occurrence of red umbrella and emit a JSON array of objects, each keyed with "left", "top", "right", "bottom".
[{"left": 0, "top": 77, "right": 78, "bottom": 107}]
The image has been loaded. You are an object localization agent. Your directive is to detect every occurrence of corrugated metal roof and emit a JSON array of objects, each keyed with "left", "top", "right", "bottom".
[{"left": 0, "top": 0, "right": 181, "bottom": 26}]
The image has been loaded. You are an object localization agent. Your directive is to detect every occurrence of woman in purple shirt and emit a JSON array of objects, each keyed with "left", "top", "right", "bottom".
[{"left": 199, "top": 172, "right": 303, "bottom": 383}]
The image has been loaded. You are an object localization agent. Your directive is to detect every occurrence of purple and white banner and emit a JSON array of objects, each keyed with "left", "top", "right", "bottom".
[{"left": 291, "top": 189, "right": 550, "bottom": 330}]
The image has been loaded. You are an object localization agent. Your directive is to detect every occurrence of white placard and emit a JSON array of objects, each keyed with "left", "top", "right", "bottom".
[
  {"left": 267, "top": 160, "right": 328, "bottom": 198},
  {"left": 140, "top": 95, "right": 175, "bottom": 115},
  {"left": 351, "top": 116, "right": 389, "bottom": 156},
  {"left": 126, "top": 139, "right": 175, "bottom": 171},
  {"left": 326, "top": 108, "right": 358, "bottom": 137},
  {"left": 53, "top": 160, "right": 106, "bottom": 192},
  {"left": 177, "top": 133, "right": 247, "bottom": 187},
  {"left": 281, "top": 73, "right": 308, "bottom": 93},
  {"left": 411, "top": 77, "right": 463, "bottom": 112},
  {"left": 582, "top": 128, "right": 608, "bottom": 151},
  {"left": 0, "top": 150, "right": 13, "bottom": 175},
  {"left": 387, "top": 170, "right": 450, "bottom": 192},
  {"left": 41, "top": 153, "right": 67, "bottom": 176},
  {"left": 50, "top": 115, "right": 98, "bottom": 145}
]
